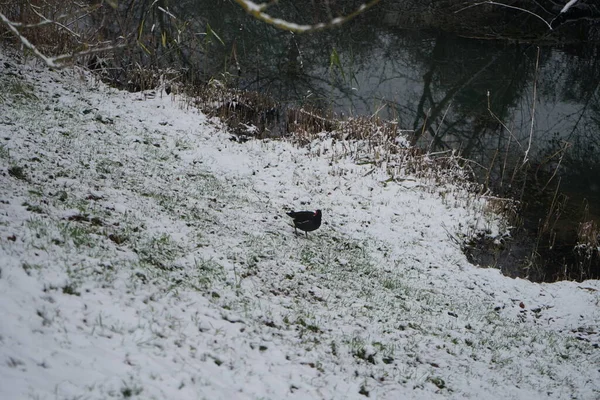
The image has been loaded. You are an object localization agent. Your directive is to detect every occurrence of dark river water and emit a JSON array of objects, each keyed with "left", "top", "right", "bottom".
[{"left": 175, "top": 1, "right": 600, "bottom": 281}]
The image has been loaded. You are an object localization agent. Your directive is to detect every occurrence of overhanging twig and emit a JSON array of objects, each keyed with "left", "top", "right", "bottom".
[
  {"left": 233, "top": 0, "right": 382, "bottom": 33},
  {"left": 454, "top": 1, "right": 553, "bottom": 30}
]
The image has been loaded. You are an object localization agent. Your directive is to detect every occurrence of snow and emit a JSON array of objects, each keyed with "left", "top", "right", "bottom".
[{"left": 1, "top": 47, "right": 599, "bottom": 400}]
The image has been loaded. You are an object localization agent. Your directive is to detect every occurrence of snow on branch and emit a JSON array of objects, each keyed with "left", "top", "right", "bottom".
[
  {"left": 0, "top": 12, "right": 60, "bottom": 67},
  {"left": 560, "top": 0, "right": 579, "bottom": 14},
  {"left": 233, "top": 0, "right": 382, "bottom": 33}
]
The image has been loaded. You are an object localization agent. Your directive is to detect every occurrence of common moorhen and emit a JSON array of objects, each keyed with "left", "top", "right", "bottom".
[{"left": 286, "top": 210, "right": 322, "bottom": 237}]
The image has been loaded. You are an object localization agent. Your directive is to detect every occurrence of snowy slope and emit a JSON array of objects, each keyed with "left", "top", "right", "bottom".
[{"left": 0, "top": 47, "right": 598, "bottom": 400}]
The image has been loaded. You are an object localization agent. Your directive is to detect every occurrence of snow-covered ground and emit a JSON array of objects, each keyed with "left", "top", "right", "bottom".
[{"left": 0, "top": 47, "right": 599, "bottom": 400}]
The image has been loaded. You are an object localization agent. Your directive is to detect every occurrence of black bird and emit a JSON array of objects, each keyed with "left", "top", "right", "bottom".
[{"left": 287, "top": 210, "right": 322, "bottom": 237}]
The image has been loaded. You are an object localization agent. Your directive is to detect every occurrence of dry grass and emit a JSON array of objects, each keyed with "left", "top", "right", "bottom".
[
  {"left": 578, "top": 219, "right": 599, "bottom": 249},
  {"left": 192, "top": 82, "right": 282, "bottom": 137},
  {"left": 574, "top": 203, "right": 600, "bottom": 280}
]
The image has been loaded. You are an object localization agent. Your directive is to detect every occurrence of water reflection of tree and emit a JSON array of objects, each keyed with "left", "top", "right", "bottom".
[
  {"left": 538, "top": 44, "right": 600, "bottom": 211},
  {"left": 405, "top": 35, "right": 536, "bottom": 162},
  {"left": 552, "top": 45, "right": 600, "bottom": 161}
]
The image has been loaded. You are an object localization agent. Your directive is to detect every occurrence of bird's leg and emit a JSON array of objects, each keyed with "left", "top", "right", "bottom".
[{"left": 305, "top": 231, "right": 308, "bottom": 238}]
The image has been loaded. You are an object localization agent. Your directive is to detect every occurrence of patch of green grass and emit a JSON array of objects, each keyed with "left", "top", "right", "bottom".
[
  {"left": 56, "top": 190, "right": 68, "bottom": 202},
  {"left": 373, "top": 341, "right": 396, "bottom": 364},
  {"left": 348, "top": 335, "right": 368, "bottom": 358},
  {"left": 188, "top": 171, "right": 223, "bottom": 197},
  {"left": 95, "top": 158, "right": 123, "bottom": 175},
  {"left": 134, "top": 233, "right": 182, "bottom": 271},
  {"left": 108, "top": 232, "right": 129, "bottom": 245},
  {"left": 0, "top": 144, "right": 8, "bottom": 159},
  {"left": 330, "top": 341, "right": 338, "bottom": 356},
  {"left": 8, "top": 165, "right": 27, "bottom": 181},
  {"left": 28, "top": 189, "right": 43, "bottom": 197},
  {"left": 22, "top": 202, "right": 44, "bottom": 214},
  {"left": 382, "top": 277, "right": 401, "bottom": 290},
  {"left": 22, "top": 262, "right": 41, "bottom": 276},
  {"left": 25, "top": 217, "right": 52, "bottom": 250},
  {"left": 296, "top": 317, "right": 321, "bottom": 334},
  {"left": 62, "top": 282, "right": 81, "bottom": 296},
  {"left": 353, "top": 347, "right": 376, "bottom": 364},
  {"left": 298, "top": 235, "right": 372, "bottom": 274},
  {"left": 120, "top": 382, "right": 143, "bottom": 398},
  {"left": 428, "top": 376, "right": 446, "bottom": 389},
  {"left": 6, "top": 78, "right": 37, "bottom": 102},
  {"left": 27, "top": 214, "right": 105, "bottom": 251},
  {"left": 192, "top": 257, "right": 226, "bottom": 291},
  {"left": 175, "top": 137, "right": 192, "bottom": 150},
  {"left": 358, "top": 383, "right": 369, "bottom": 397},
  {"left": 60, "top": 222, "right": 96, "bottom": 248}
]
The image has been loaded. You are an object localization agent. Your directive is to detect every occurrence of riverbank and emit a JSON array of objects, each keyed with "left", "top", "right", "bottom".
[{"left": 1, "top": 47, "right": 599, "bottom": 400}]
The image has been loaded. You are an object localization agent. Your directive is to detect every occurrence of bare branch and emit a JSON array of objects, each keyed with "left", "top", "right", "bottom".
[
  {"left": 7, "top": 19, "right": 53, "bottom": 28},
  {"left": 0, "top": 11, "right": 60, "bottom": 68},
  {"left": 157, "top": 6, "right": 177, "bottom": 20},
  {"left": 52, "top": 43, "right": 126, "bottom": 64},
  {"left": 454, "top": 1, "right": 554, "bottom": 30},
  {"left": 0, "top": 11, "right": 125, "bottom": 69},
  {"left": 29, "top": 6, "right": 81, "bottom": 38},
  {"left": 487, "top": 90, "right": 522, "bottom": 150},
  {"left": 523, "top": 47, "right": 541, "bottom": 165}
]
